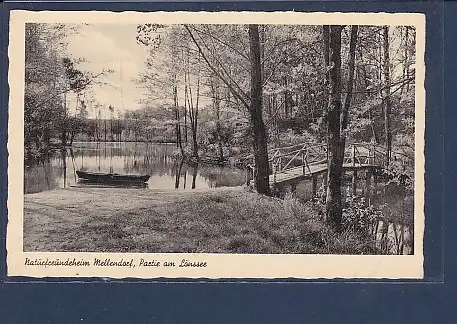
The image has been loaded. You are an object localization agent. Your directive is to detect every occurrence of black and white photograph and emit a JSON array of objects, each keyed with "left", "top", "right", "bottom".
[{"left": 7, "top": 11, "right": 425, "bottom": 278}]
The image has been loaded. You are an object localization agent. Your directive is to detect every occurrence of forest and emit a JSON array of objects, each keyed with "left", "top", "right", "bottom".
[{"left": 24, "top": 23, "right": 416, "bottom": 240}]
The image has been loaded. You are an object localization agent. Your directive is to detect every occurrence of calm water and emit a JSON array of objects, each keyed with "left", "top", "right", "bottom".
[{"left": 24, "top": 142, "right": 247, "bottom": 194}]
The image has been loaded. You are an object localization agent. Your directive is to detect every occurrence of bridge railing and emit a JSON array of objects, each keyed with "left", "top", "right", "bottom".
[
  {"left": 344, "top": 143, "right": 413, "bottom": 168},
  {"left": 269, "top": 143, "right": 327, "bottom": 175},
  {"left": 245, "top": 141, "right": 413, "bottom": 186}
]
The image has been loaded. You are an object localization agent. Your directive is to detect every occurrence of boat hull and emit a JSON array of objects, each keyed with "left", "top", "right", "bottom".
[{"left": 76, "top": 171, "right": 150, "bottom": 183}]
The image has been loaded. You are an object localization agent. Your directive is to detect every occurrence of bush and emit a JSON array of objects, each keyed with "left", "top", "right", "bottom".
[
  {"left": 280, "top": 194, "right": 380, "bottom": 254},
  {"left": 342, "top": 194, "right": 384, "bottom": 235}
]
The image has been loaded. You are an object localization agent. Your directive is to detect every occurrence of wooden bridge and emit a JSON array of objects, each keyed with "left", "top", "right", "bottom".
[{"left": 245, "top": 142, "right": 412, "bottom": 196}]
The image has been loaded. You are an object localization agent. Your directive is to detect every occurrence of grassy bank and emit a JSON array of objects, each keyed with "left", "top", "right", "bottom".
[{"left": 24, "top": 186, "right": 378, "bottom": 254}]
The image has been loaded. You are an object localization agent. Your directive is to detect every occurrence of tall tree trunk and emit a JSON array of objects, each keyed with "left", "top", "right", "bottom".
[
  {"left": 324, "top": 25, "right": 344, "bottom": 228},
  {"left": 183, "top": 92, "right": 188, "bottom": 143},
  {"left": 383, "top": 26, "right": 392, "bottom": 164},
  {"left": 70, "top": 129, "right": 76, "bottom": 146},
  {"left": 284, "top": 76, "right": 289, "bottom": 118},
  {"left": 193, "top": 76, "right": 200, "bottom": 159},
  {"left": 212, "top": 78, "right": 224, "bottom": 161},
  {"left": 360, "top": 49, "right": 378, "bottom": 143},
  {"left": 341, "top": 26, "right": 359, "bottom": 137},
  {"left": 187, "top": 73, "right": 200, "bottom": 159},
  {"left": 249, "top": 24, "right": 270, "bottom": 195},
  {"left": 403, "top": 27, "right": 410, "bottom": 94},
  {"left": 273, "top": 95, "right": 280, "bottom": 147},
  {"left": 62, "top": 149, "right": 67, "bottom": 188},
  {"left": 322, "top": 25, "right": 331, "bottom": 156},
  {"left": 191, "top": 163, "right": 198, "bottom": 189},
  {"left": 175, "top": 158, "right": 184, "bottom": 189},
  {"left": 61, "top": 127, "right": 67, "bottom": 147},
  {"left": 108, "top": 108, "right": 113, "bottom": 141},
  {"left": 323, "top": 26, "right": 330, "bottom": 84},
  {"left": 184, "top": 50, "right": 199, "bottom": 160},
  {"left": 95, "top": 115, "right": 98, "bottom": 142},
  {"left": 118, "top": 118, "right": 121, "bottom": 142},
  {"left": 61, "top": 86, "right": 68, "bottom": 147},
  {"left": 173, "top": 80, "right": 184, "bottom": 155}
]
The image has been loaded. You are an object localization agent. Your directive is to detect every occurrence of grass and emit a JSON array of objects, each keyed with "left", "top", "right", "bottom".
[{"left": 23, "top": 186, "right": 379, "bottom": 254}]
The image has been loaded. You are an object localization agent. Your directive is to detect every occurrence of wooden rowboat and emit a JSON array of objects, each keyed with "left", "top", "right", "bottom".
[{"left": 76, "top": 171, "right": 150, "bottom": 183}]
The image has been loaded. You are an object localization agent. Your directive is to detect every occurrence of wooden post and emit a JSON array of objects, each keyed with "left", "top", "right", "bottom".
[
  {"left": 373, "top": 171, "right": 378, "bottom": 195},
  {"left": 251, "top": 158, "right": 256, "bottom": 190},
  {"left": 246, "top": 165, "right": 253, "bottom": 186},
  {"left": 365, "top": 170, "right": 372, "bottom": 206},
  {"left": 352, "top": 170, "right": 357, "bottom": 195},
  {"left": 290, "top": 183, "right": 297, "bottom": 193},
  {"left": 273, "top": 163, "right": 277, "bottom": 185},
  {"left": 365, "top": 170, "right": 372, "bottom": 203},
  {"left": 312, "top": 174, "right": 318, "bottom": 197},
  {"left": 323, "top": 172, "right": 328, "bottom": 192},
  {"left": 352, "top": 144, "right": 356, "bottom": 166},
  {"left": 371, "top": 143, "right": 376, "bottom": 165}
]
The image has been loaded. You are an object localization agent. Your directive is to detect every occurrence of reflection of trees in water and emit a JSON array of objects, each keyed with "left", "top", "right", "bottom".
[
  {"left": 62, "top": 149, "right": 67, "bottom": 188},
  {"left": 192, "top": 164, "right": 197, "bottom": 189},
  {"left": 71, "top": 142, "right": 174, "bottom": 176},
  {"left": 25, "top": 143, "right": 246, "bottom": 192},
  {"left": 197, "top": 165, "right": 246, "bottom": 188},
  {"left": 339, "top": 178, "right": 414, "bottom": 255},
  {"left": 25, "top": 148, "right": 75, "bottom": 193},
  {"left": 173, "top": 159, "right": 199, "bottom": 189},
  {"left": 172, "top": 160, "right": 246, "bottom": 189},
  {"left": 24, "top": 156, "right": 58, "bottom": 194},
  {"left": 122, "top": 144, "right": 176, "bottom": 177},
  {"left": 58, "top": 148, "right": 79, "bottom": 189},
  {"left": 174, "top": 159, "right": 185, "bottom": 189}
]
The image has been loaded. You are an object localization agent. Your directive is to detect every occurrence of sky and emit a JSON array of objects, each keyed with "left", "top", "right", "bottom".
[{"left": 65, "top": 24, "right": 149, "bottom": 118}]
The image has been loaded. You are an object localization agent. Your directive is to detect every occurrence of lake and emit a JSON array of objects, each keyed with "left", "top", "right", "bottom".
[{"left": 24, "top": 142, "right": 247, "bottom": 194}]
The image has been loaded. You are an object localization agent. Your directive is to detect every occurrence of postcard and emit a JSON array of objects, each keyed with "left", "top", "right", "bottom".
[{"left": 7, "top": 10, "right": 425, "bottom": 278}]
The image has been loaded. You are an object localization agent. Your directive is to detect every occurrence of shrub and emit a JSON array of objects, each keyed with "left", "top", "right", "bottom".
[{"left": 342, "top": 194, "right": 384, "bottom": 235}]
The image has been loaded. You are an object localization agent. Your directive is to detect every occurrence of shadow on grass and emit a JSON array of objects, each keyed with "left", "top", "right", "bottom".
[{"left": 40, "top": 189, "right": 380, "bottom": 254}]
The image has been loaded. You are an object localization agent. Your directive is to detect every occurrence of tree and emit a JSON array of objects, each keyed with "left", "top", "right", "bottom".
[
  {"left": 210, "top": 75, "right": 224, "bottom": 161},
  {"left": 323, "top": 25, "right": 343, "bottom": 227},
  {"left": 248, "top": 25, "right": 270, "bottom": 195},
  {"left": 323, "top": 25, "right": 358, "bottom": 228},
  {"left": 184, "top": 24, "right": 271, "bottom": 194},
  {"left": 24, "top": 23, "right": 110, "bottom": 159},
  {"left": 382, "top": 26, "right": 392, "bottom": 164},
  {"left": 58, "top": 57, "right": 97, "bottom": 146},
  {"left": 24, "top": 23, "right": 66, "bottom": 158},
  {"left": 184, "top": 49, "right": 201, "bottom": 159},
  {"left": 174, "top": 73, "right": 185, "bottom": 154}
]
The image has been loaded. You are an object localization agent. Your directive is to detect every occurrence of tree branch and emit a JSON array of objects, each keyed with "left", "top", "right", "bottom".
[
  {"left": 192, "top": 26, "right": 251, "bottom": 104},
  {"left": 194, "top": 25, "right": 249, "bottom": 60},
  {"left": 184, "top": 25, "right": 251, "bottom": 110},
  {"left": 32, "top": 72, "right": 104, "bottom": 110}
]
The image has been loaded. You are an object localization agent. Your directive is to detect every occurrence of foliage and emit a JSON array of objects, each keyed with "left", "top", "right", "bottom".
[
  {"left": 133, "top": 24, "right": 415, "bottom": 167},
  {"left": 24, "top": 23, "right": 110, "bottom": 160},
  {"left": 342, "top": 194, "right": 384, "bottom": 234}
]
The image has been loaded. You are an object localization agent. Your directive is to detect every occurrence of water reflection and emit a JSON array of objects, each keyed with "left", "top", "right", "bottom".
[{"left": 24, "top": 142, "right": 246, "bottom": 194}]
